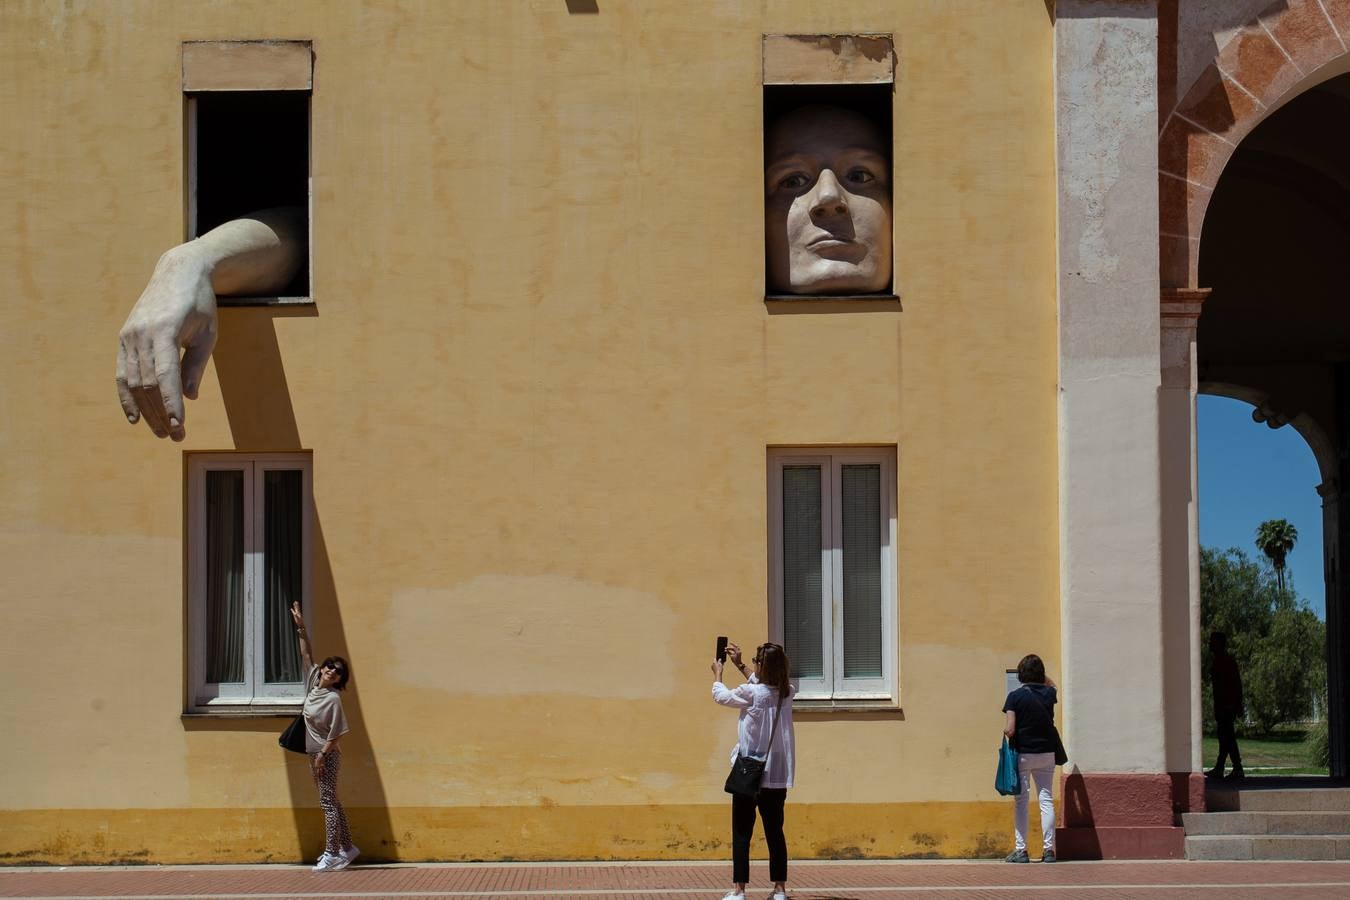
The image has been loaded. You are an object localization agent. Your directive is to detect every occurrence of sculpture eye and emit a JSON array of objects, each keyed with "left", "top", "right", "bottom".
[
  {"left": 847, "top": 167, "right": 876, "bottom": 184},
  {"left": 777, "top": 172, "right": 810, "bottom": 190}
]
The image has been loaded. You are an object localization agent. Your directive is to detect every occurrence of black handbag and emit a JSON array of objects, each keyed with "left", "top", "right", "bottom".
[
  {"left": 1051, "top": 727, "right": 1069, "bottom": 767},
  {"left": 279, "top": 715, "right": 308, "bottom": 754},
  {"left": 724, "top": 694, "right": 785, "bottom": 797}
]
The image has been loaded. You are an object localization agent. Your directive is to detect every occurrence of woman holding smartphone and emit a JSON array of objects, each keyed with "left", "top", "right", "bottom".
[
  {"left": 289, "top": 602, "right": 358, "bottom": 872},
  {"left": 712, "top": 641, "right": 796, "bottom": 900}
]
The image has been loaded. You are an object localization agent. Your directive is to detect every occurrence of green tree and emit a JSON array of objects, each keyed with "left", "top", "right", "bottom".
[
  {"left": 1200, "top": 545, "right": 1325, "bottom": 734},
  {"left": 1255, "top": 519, "right": 1299, "bottom": 593},
  {"left": 1245, "top": 594, "right": 1325, "bottom": 732}
]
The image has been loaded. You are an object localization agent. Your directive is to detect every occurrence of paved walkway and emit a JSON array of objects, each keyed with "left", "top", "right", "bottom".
[{"left": 4, "top": 860, "right": 1350, "bottom": 899}]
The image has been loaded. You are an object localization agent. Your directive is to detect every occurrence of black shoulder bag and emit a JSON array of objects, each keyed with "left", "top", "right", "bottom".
[
  {"left": 279, "top": 714, "right": 308, "bottom": 753},
  {"left": 724, "top": 693, "right": 785, "bottom": 797},
  {"left": 279, "top": 668, "right": 313, "bottom": 754}
]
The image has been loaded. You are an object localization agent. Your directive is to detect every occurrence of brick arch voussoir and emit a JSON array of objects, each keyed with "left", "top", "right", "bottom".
[{"left": 1159, "top": 0, "right": 1350, "bottom": 288}]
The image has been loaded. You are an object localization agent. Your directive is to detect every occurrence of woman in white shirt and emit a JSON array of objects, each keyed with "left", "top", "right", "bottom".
[
  {"left": 289, "top": 602, "right": 357, "bottom": 872},
  {"left": 712, "top": 641, "right": 795, "bottom": 900}
]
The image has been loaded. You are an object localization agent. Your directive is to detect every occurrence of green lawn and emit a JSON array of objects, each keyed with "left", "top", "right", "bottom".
[{"left": 1201, "top": 726, "right": 1328, "bottom": 774}]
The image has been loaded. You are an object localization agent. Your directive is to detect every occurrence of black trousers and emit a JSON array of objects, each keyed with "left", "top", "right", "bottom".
[
  {"left": 1215, "top": 710, "right": 1242, "bottom": 769},
  {"left": 732, "top": 788, "right": 787, "bottom": 884}
]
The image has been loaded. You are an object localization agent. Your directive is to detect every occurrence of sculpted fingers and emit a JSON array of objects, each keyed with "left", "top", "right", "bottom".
[
  {"left": 126, "top": 337, "right": 170, "bottom": 438},
  {"left": 152, "top": 334, "right": 186, "bottom": 441},
  {"left": 115, "top": 340, "right": 140, "bottom": 425},
  {"left": 179, "top": 327, "right": 216, "bottom": 401}
]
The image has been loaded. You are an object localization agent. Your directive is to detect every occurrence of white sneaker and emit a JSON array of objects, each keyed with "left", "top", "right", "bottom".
[
  {"left": 769, "top": 893, "right": 788, "bottom": 900},
  {"left": 720, "top": 893, "right": 745, "bottom": 900},
  {"left": 328, "top": 845, "right": 358, "bottom": 871},
  {"left": 312, "top": 852, "right": 340, "bottom": 872},
  {"left": 340, "top": 844, "right": 360, "bottom": 864}
]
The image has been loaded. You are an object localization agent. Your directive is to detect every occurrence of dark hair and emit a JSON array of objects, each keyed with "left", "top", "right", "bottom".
[
  {"left": 755, "top": 642, "right": 793, "bottom": 698},
  {"left": 1210, "top": 632, "right": 1228, "bottom": 651},
  {"left": 1016, "top": 654, "right": 1046, "bottom": 685},
  {"left": 763, "top": 85, "right": 893, "bottom": 162},
  {"left": 320, "top": 656, "right": 351, "bottom": 691}
]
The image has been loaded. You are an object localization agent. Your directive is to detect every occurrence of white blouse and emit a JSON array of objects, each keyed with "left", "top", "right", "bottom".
[{"left": 712, "top": 675, "right": 795, "bottom": 790}]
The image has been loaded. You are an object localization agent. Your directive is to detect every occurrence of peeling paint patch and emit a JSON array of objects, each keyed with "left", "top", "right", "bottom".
[
  {"left": 763, "top": 34, "right": 895, "bottom": 85},
  {"left": 966, "top": 831, "right": 1005, "bottom": 859},
  {"left": 788, "top": 33, "right": 893, "bottom": 65}
]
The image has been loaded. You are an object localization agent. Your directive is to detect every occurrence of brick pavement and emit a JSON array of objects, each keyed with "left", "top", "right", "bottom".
[{"left": 2, "top": 860, "right": 1350, "bottom": 900}]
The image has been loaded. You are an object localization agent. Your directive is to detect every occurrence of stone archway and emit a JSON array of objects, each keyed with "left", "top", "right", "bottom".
[
  {"left": 1159, "top": 0, "right": 1350, "bottom": 289},
  {"left": 1159, "top": 1, "right": 1350, "bottom": 779}
]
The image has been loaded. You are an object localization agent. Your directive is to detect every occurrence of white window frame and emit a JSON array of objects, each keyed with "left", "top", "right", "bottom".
[
  {"left": 768, "top": 447, "right": 897, "bottom": 705},
  {"left": 187, "top": 453, "right": 312, "bottom": 712}
]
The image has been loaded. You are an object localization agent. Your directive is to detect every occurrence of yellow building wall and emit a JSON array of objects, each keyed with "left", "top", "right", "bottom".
[{"left": 0, "top": 1, "right": 1058, "bottom": 863}]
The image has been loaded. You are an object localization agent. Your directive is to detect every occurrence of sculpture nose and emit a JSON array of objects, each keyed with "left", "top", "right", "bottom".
[{"left": 809, "top": 169, "right": 849, "bottom": 218}]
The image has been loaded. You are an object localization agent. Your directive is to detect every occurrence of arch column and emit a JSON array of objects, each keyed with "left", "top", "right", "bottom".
[
  {"left": 1333, "top": 363, "right": 1350, "bottom": 775},
  {"left": 1317, "top": 478, "right": 1344, "bottom": 775},
  {"left": 1160, "top": 288, "right": 1209, "bottom": 812}
]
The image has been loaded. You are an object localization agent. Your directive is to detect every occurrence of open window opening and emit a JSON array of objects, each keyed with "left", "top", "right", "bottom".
[
  {"left": 762, "top": 31, "right": 895, "bottom": 301},
  {"left": 187, "top": 91, "right": 311, "bottom": 302},
  {"left": 183, "top": 40, "right": 313, "bottom": 304}
]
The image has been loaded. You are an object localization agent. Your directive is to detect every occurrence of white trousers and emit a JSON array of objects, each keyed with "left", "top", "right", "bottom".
[{"left": 1013, "top": 751, "right": 1056, "bottom": 852}]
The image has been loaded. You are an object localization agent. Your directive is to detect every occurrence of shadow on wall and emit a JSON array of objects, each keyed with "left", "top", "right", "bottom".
[
  {"left": 201, "top": 308, "right": 396, "bottom": 861},
  {"left": 1057, "top": 772, "right": 1101, "bottom": 860}
]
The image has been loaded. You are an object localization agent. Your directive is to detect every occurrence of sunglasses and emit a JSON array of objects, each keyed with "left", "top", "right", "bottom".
[{"left": 322, "top": 663, "right": 346, "bottom": 675}]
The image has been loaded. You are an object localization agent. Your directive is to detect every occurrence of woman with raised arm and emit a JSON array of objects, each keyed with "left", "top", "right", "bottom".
[
  {"left": 712, "top": 641, "right": 796, "bottom": 900},
  {"left": 289, "top": 602, "right": 357, "bottom": 872}
]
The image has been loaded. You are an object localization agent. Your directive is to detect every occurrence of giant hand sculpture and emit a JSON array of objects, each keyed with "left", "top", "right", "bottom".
[
  {"left": 765, "top": 105, "right": 892, "bottom": 294},
  {"left": 116, "top": 208, "right": 304, "bottom": 440}
]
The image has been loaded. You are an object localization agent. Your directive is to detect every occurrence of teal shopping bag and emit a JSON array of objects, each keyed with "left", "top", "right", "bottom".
[{"left": 995, "top": 737, "right": 1020, "bottom": 796}]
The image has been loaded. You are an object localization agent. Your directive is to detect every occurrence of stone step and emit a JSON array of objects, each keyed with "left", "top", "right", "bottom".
[
  {"left": 1205, "top": 786, "right": 1350, "bottom": 812},
  {"left": 1185, "top": 834, "right": 1350, "bottom": 860},
  {"left": 1182, "top": 811, "right": 1350, "bottom": 835}
]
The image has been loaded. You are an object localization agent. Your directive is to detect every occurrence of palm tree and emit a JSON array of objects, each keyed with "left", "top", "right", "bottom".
[{"left": 1255, "top": 519, "right": 1299, "bottom": 593}]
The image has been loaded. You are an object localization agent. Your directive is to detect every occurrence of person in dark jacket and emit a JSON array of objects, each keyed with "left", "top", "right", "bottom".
[
  {"left": 1002, "top": 653, "right": 1060, "bottom": 863},
  {"left": 1207, "top": 632, "right": 1245, "bottom": 780}
]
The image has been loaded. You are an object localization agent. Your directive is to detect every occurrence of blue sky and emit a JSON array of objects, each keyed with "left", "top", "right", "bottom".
[{"left": 1198, "top": 395, "right": 1325, "bottom": 618}]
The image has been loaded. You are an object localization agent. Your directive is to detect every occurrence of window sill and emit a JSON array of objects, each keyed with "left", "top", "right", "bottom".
[
  {"left": 764, "top": 295, "right": 902, "bottom": 314},
  {"left": 764, "top": 293, "right": 899, "bottom": 301},
  {"left": 793, "top": 698, "right": 905, "bottom": 718},
  {"left": 183, "top": 705, "right": 302, "bottom": 719},
  {"left": 218, "top": 295, "right": 314, "bottom": 308}
]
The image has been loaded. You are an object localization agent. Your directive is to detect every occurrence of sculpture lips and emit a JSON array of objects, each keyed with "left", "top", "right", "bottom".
[{"left": 807, "top": 235, "right": 865, "bottom": 261}]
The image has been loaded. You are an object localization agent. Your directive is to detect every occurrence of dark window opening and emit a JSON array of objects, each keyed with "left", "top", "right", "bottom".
[
  {"left": 190, "top": 91, "right": 310, "bottom": 298},
  {"left": 763, "top": 84, "right": 894, "bottom": 299}
]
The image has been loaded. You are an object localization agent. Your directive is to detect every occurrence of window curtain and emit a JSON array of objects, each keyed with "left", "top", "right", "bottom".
[
  {"left": 841, "top": 464, "right": 882, "bottom": 678},
  {"left": 264, "top": 469, "right": 303, "bottom": 683},
  {"left": 205, "top": 470, "right": 245, "bottom": 683},
  {"left": 782, "top": 466, "right": 824, "bottom": 679}
]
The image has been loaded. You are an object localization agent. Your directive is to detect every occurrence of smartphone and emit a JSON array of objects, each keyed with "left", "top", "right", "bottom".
[{"left": 716, "top": 635, "right": 729, "bottom": 662}]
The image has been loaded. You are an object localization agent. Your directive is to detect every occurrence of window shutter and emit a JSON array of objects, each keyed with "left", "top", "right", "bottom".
[
  {"left": 205, "top": 470, "right": 246, "bottom": 684},
  {"left": 840, "top": 464, "right": 882, "bottom": 679},
  {"left": 782, "top": 465, "right": 824, "bottom": 679},
  {"left": 263, "top": 469, "right": 304, "bottom": 683}
]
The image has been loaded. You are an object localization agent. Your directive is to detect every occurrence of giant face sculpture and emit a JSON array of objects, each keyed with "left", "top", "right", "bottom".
[{"left": 765, "top": 105, "right": 892, "bottom": 295}]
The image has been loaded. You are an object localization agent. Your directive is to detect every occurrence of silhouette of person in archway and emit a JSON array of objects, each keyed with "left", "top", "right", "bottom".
[{"left": 1207, "top": 632, "right": 1245, "bottom": 781}]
